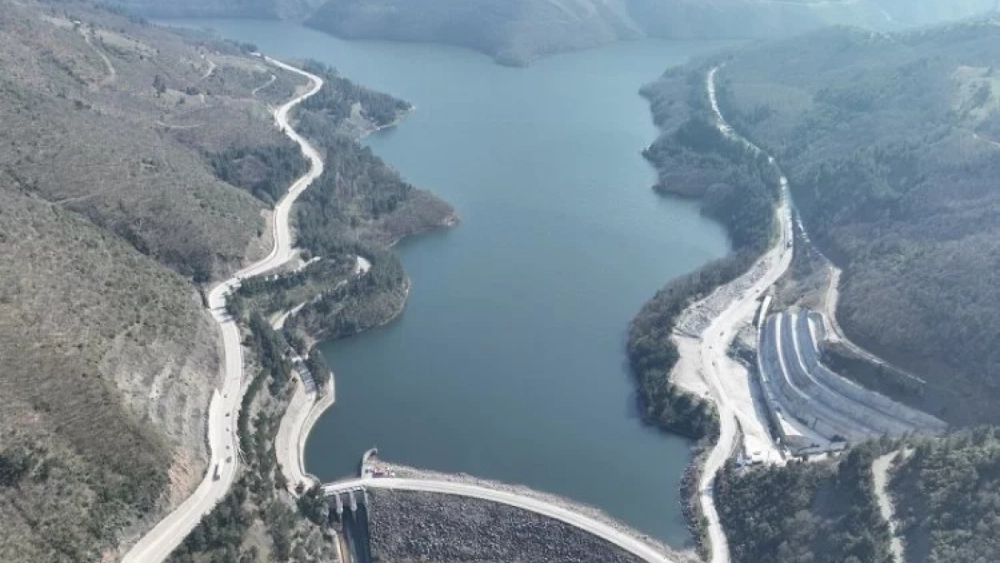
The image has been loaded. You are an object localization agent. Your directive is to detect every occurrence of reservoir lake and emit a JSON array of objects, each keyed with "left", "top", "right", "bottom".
[{"left": 174, "top": 20, "right": 730, "bottom": 547}]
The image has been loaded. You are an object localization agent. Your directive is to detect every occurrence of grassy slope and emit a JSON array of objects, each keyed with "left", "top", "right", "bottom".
[
  {"left": 715, "top": 21, "right": 1000, "bottom": 425},
  {"left": 0, "top": 1, "right": 309, "bottom": 559}
]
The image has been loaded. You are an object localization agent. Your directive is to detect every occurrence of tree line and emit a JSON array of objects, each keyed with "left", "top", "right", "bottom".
[
  {"left": 717, "top": 444, "right": 893, "bottom": 563},
  {"left": 890, "top": 428, "right": 1000, "bottom": 563},
  {"left": 210, "top": 144, "right": 308, "bottom": 206},
  {"left": 300, "top": 60, "right": 412, "bottom": 130}
]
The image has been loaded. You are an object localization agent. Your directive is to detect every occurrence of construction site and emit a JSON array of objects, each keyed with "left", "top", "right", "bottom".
[{"left": 753, "top": 307, "right": 947, "bottom": 456}]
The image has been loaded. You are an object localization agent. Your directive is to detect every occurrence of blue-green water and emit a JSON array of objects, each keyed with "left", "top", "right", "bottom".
[{"left": 173, "top": 20, "right": 730, "bottom": 547}]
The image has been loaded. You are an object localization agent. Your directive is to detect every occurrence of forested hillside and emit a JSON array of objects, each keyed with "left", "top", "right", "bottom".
[
  {"left": 716, "top": 428, "right": 1000, "bottom": 563},
  {"left": 651, "top": 18, "right": 1000, "bottom": 563},
  {"left": 308, "top": 0, "right": 641, "bottom": 67},
  {"left": 890, "top": 429, "right": 1000, "bottom": 563},
  {"left": 721, "top": 428, "right": 1000, "bottom": 563},
  {"left": 99, "top": 0, "right": 326, "bottom": 19},
  {"left": 630, "top": 0, "right": 995, "bottom": 40},
  {"left": 306, "top": 0, "right": 994, "bottom": 65},
  {"left": 229, "top": 61, "right": 454, "bottom": 345},
  {"left": 713, "top": 20, "right": 1000, "bottom": 425},
  {"left": 0, "top": 0, "right": 314, "bottom": 559},
  {"left": 103, "top": 0, "right": 994, "bottom": 65},
  {"left": 717, "top": 445, "right": 894, "bottom": 563}
]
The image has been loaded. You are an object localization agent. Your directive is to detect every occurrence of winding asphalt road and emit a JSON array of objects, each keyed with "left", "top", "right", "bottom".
[
  {"left": 324, "top": 478, "right": 678, "bottom": 563},
  {"left": 693, "top": 66, "right": 796, "bottom": 563},
  {"left": 122, "top": 58, "right": 324, "bottom": 563}
]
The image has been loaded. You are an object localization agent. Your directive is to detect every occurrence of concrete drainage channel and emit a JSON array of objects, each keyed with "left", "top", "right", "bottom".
[
  {"left": 329, "top": 490, "right": 372, "bottom": 563},
  {"left": 755, "top": 308, "right": 947, "bottom": 454}
]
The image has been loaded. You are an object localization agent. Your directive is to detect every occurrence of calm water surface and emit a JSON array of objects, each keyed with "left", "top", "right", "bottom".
[{"left": 173, "top": 20, "right": 730, "bottom": 547}]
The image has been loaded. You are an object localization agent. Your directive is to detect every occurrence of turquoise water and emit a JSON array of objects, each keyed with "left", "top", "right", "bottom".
[{"left": 173, "top": 20, "right": 730, "bottom": 547}]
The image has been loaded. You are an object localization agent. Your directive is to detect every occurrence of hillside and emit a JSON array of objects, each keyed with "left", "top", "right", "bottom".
[
  {"left": 98, "top": 0, "right": 327, "bottom": 20},
  {"left": 308, "top": 0, "right": 641, "bottom": 66},
  {"left": 628, "top": 47, "right": 780, "bottom": 442},
  {"left": 306, "top": 0, "right": 995, "bottom": 65},
  {"left": 101, "top": 0, "right": 994, "bottom": 66},
  {"left": 635, "top": 19, "right": 1000, "bottom": 558},
  {"left": 630, "top": 0, "right": 996, "bottom": 40},
  {"left": 228, "top": 59, "right": 455, "bottom": 347},
  {"left": 717, "top": 430, "right": 1000, "bottom": 563},
  {"left": 717, "top": 445, "right": 894, "bottom": 563},
  {"left": 0, "top": 0, "right": 316, "bottom": 559},
  {"left": 706, "top": 20, "right": 1000, "bottom": 425},
  {"left": 0, "top": 4, "right": 305, "bottom": 280},
  {"left": 0, "top": 175, "right": 220, "bottom": 563},
  {"left": 889, "top": 429, "right": 1000, "bottom": 563}
]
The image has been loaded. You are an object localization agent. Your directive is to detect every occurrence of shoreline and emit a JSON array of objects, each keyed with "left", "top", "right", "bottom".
[
  {"left": 278, "top": 102, "right": 458, "bottom": 492},
  {"left": 274, "top": 374, "right": 334, "bottom": 491},
  {"left": 280, "top": 276, "right": 412, "bottom": 492},
  {"left": 357, "top": 105, "right": 414, "bottom": 140}
]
